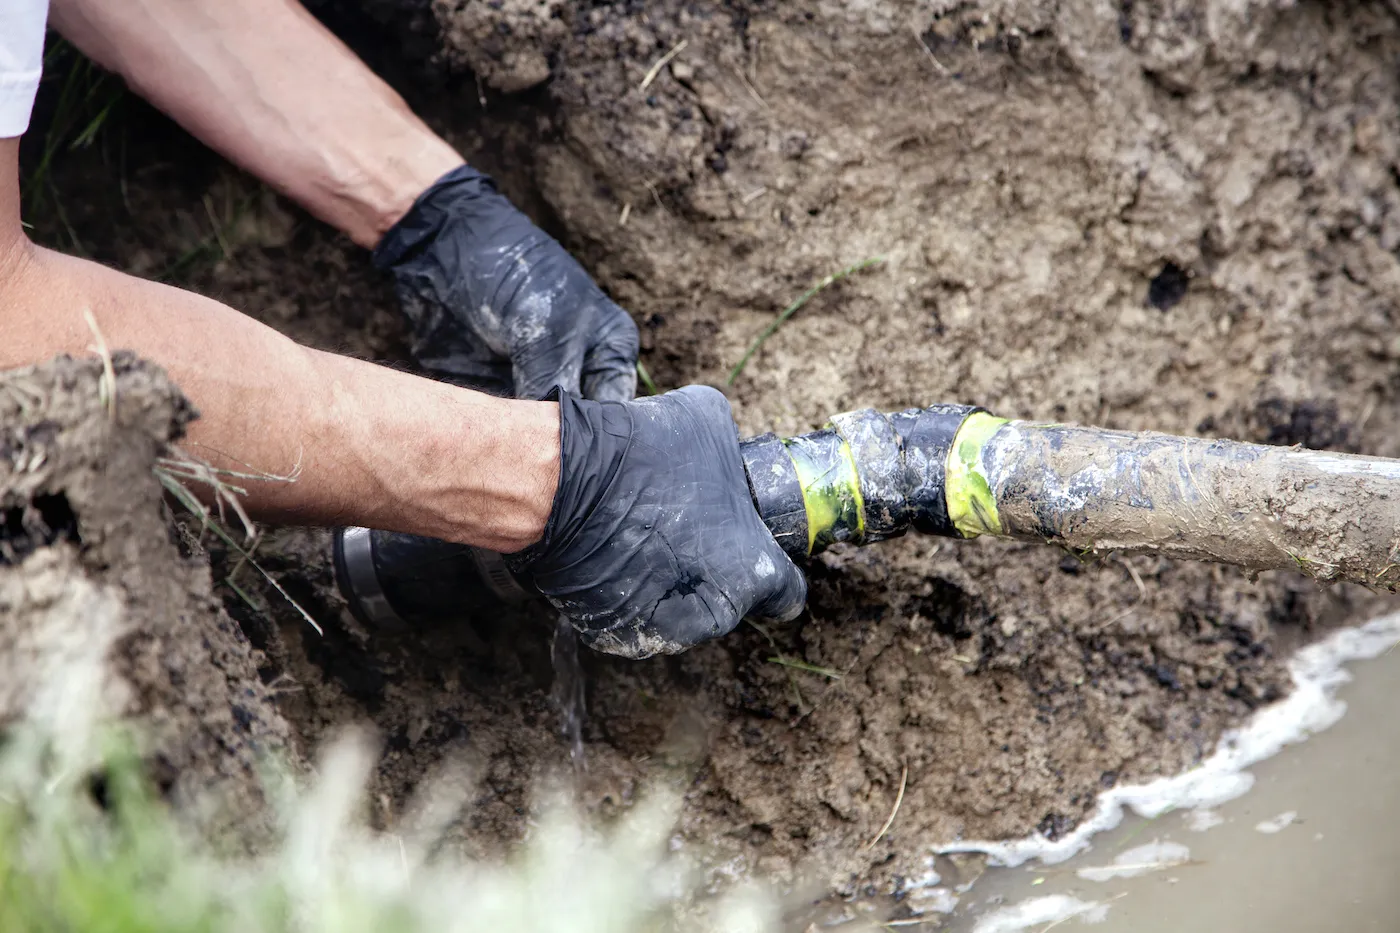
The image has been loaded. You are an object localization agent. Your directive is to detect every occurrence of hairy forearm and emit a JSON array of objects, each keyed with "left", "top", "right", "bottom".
[
  {"left": 49, "top": 0, "right": 462, "bottom": 247},
  {"left": 0, "top": 242, "right": 557, "bottom": 551}
]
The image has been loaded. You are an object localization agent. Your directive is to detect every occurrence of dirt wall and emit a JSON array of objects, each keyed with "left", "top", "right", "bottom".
[
  {"left": 19, "top": 0, "right": 1400, "bottom": 914},
  {"left": 420, "top": 0, "right": 1400, "bottom": 898},
  {"left": 0, "top": 356, "right": 291, "bottom": 836}
]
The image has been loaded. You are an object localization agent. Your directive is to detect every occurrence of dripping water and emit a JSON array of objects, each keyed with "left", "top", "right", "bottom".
[{"left": 551, "top": 613, "right": 586, "bottom": 768}]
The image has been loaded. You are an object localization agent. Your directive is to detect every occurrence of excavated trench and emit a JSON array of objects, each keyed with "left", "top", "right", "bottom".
[{"left": 10, "top": 0, "right": 1400, "bottom": 916}]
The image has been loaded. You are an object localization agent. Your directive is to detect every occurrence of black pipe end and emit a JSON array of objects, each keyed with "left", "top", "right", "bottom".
[
  {"left": 740, "top": 432, "right": 810, "bottom": 560},
  {"left": 890, "top": 404, "right": 982, "bottom": 537}
]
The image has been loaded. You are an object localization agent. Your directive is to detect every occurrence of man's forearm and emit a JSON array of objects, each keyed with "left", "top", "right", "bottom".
[
  {"left": 50, "top": 0, "right": 462, "bottom": 247},
  {"left": 0, "top": 239, "right": 558, "bottom": 551},
  {"left": 12, "top": 0, "right": 563, "bottom": 549}
]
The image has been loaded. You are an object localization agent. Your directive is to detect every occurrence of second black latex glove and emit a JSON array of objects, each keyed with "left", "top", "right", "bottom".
[
  {"left": 374, "top": 165, "right": 640, "bottom": 402},
  {"left": 508, "top": 386, "right": 808, "bottom": 659}
]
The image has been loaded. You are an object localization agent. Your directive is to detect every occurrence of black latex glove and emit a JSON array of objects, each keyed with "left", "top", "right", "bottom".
[
  {"left": 373, "top": 165, "right": 640, "bottom": 403},
  {"left": 507, "top": 386, "right": 808, "bottom": 659}
]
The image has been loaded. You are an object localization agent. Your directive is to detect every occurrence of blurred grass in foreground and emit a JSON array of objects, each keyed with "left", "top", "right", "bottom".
[{"left": 0, "top": 674, "right": 778, "bottom": 933}]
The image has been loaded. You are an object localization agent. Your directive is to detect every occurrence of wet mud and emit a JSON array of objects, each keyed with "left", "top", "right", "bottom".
[
  {"left": 941, "top": 614, "right": 1400, "bottom": 930},
  {"left": 14, "top": 0, "right": 1400, "bottom": 910}
]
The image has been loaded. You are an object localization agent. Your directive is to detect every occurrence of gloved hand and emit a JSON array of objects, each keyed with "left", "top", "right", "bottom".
[
  {"left": 373, "top": 165, "right": 640, "bottom": 403},
  {"left": 508, "top": 386, "right": 808, "bottom": 659}
]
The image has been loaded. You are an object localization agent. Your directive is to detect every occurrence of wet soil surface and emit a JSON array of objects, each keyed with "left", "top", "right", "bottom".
[{"left": 17, "top": 0, "right": 1400, "bottom": 909}]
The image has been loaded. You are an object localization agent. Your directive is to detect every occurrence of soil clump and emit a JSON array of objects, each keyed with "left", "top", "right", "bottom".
[
  {"left": 17, "top": 0, "right": 1400, "bottom": 909},
  {"left": 0, "top": 355, "right": 290, "bottom": 836}
]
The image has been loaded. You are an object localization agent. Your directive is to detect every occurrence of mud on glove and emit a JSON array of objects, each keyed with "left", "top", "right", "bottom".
[
  {"left": 507, "top": 386, "right": 808, "bottom": 659},
  {"left": 373, "top": 165, "right": 640, "bottom": 403}
]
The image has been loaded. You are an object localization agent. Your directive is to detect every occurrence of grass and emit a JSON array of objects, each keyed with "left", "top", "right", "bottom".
[
  {"left": 77, "top": 309, "right": 315, "bottom": 636},
  {"left": 153, "top": 448, "right": 320, "bottom": 635},
  {"left": 765, "top": 656, "right": 843, "bottom": 679},
  {"left": 1285, "top": 549, "right": 1339, "bottom": 580},
  {"left": 156, "top": 186, "right": 259, "bottom": 283},
  {"left": 727, "top": 257, "right": 884, "bottom": 386},
  {"left": 743, "top": 621, "right": 806, "bottom": 713},
  {"left": 638, "top": 39, "right": 689, "bottom": 91},
  {"left": 636, "top": 360, "right": 661, "bottom": 396},
  {"left": 23, "top": 39, "right": 259, "bottom": 285},
  {"left": 1111, "top": 807, "right": 1174, "bottom": 851},
  {"left": 640, "top": 254, "right": 886, "bottom": 393},
  {"left": 860, "top": 765, "right": 909, "bottom": 852},
  {"left": 0, "top": 714, "right": 784, "bottom": 933},
  {"left": 83, "top": 308, "right": 117, "bottom": 421},
  {"left": 0, "top": 608, "right": 781, "bottom": 933},
  {"left": 23, "top": 40, "right": 127, "bottom": 252}
]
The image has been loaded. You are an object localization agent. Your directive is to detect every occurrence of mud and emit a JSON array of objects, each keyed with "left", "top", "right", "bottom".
[
  {"left": 0, "top": 356, "right": 290, "bottom": 836},
  {"left": 943, "top": 614, "right": 1400, "bottom": 930},
  {"left": 17, "top": 0, "right": 1400, "bottom": 910}
]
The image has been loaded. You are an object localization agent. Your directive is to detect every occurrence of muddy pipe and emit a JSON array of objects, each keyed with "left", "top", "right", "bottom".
[{"left": 333, "top": 405, "right": 1400, "bottom": 629}]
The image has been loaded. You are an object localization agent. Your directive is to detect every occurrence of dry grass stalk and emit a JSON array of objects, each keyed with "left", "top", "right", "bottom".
[
  {"left": 639, "top": 39, "right": 688, "bottom": 91},
  {"left": 82, "top": 307, "right": 117, "bottom": 422},
  {"left": 861, "top": 764, "right": 909, "bottom": 852},
  {"left": 154, "top": 447, "right": 320, "bottom": 635}
]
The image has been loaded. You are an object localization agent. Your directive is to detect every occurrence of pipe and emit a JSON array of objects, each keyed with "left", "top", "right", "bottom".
[
  {"left": 960, "top": 415, "right": 1400, "bottom": 586},
  {"left": 334, "top": 405, "right": 1400, "bottom": 629}
]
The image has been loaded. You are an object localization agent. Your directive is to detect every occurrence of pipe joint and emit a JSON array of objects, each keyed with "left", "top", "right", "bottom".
[{"left": 740, "top": 403, "right": 985, "bottom": 558}]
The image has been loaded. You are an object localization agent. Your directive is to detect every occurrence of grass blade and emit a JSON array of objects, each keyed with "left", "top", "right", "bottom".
[
  {"left": 766, "top": 656, "right": 843, "bottom": 679},
  {"left": 636, "top": 360, "right": 660, "bottom": 396},
  {"left": 727, "top": 256, "right": 884, "bottom": 385},
  {"left": 155, "top": 461, "right": 322, "bottom": 635}
]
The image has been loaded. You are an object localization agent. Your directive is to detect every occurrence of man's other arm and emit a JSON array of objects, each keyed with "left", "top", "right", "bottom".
[{"left": 0, "top": 138, "right": 558, "bottom": 552}]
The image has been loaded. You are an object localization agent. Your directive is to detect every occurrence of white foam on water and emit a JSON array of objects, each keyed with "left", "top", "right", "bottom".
[
  {"left": 1181, "top": 806, "right": 1226, "bottom": 829},
  {"left": 906, "top": 885, "right": 959, "bottom": 915},
  {"left": 919, "top": 610, "right": 1400, "bottom": 885},
  {"left": 971, "top": 894, "right": 1109, "bottom": 933},
  {"left": 1254, "top": 810, "right": 1298, "bottom": 834},
  {"left": 1185, "top": 808, "right": 1224, "bottom": 832},
  {"left": 1076, "top": 840, "right": 1191, "bottom": 882}
]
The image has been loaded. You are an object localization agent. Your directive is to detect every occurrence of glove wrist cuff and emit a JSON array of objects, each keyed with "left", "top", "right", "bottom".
[
  {"left": 505, "top": 387, "right": 572, "bottom": 575},
  {"left": 371, "top": 163, "right": 503, "bottom": 269}
]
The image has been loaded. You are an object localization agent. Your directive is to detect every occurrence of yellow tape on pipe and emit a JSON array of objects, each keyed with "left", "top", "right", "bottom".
[
  {"left": 945, "top": 412, "right": 1008, "bottom": 538},
  {"left": 784, "top": 433, "right": 865, "bottom": 555}
]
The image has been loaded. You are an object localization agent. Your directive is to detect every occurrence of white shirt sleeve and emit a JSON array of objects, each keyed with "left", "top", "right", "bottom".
[{"left": 0, "top": 0, "right": 51, "bottom": 138}]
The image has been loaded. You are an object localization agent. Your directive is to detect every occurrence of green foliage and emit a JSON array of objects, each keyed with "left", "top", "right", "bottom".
[
  {"left": 23, "top": 39, "right": 127, "bottom": 253},
  {"left": 636, "top": 360, "right": 661, "bottom": 396},
  {"left": 0, "top": 720, "right": 779, "bottom": 933}
]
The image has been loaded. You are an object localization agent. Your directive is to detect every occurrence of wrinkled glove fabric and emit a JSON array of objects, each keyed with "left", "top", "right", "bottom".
[
  {"left": 374, "top": 164, "right": 639, "bottom": 403},
  {"left": 508, "top": 386, "right": 808, "bottom": 659}
]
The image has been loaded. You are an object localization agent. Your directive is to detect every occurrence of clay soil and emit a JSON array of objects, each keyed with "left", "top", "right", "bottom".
[{"left": 12, "top": 0, "right": 1400, "bottom": 917}]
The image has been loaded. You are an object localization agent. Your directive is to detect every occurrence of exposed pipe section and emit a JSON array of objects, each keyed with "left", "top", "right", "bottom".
[
  {"left": 969, "top": 416, "right": 1400, "bottom": 586},
  {"left": 334, "top": 404, "right": 1400, "bottom": 629}
]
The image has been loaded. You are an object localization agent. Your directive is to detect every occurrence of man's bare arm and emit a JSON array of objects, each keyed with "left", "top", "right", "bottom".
[
  {"left": 49, "top": 0, "right": 462, "bottom": 248},
  {"left": 0, "top": 139, "right": 557, "bottom": 552},
  {"left": 50, "top": 0, "right": 642, "bottom": 404}
]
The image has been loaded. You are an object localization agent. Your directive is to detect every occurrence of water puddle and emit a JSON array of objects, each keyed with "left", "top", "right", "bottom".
[{"left": 933, "top": 612, "right": 1400, "bottom": 931}]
